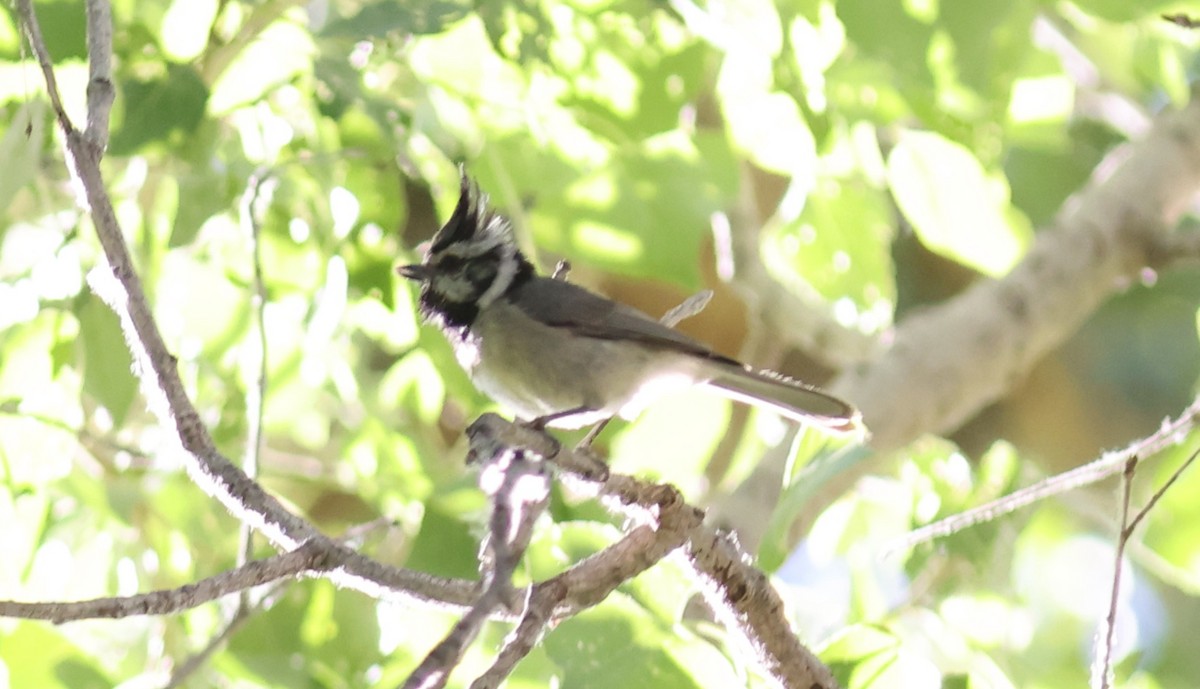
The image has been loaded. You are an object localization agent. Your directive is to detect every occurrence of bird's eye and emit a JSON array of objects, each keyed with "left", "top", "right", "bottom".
[{"left": 436, "top": 255, "right": 465, "bottom": 272}]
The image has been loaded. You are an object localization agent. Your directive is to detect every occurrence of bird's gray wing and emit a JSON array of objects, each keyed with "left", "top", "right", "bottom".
[{"left": 509, "top": 277, "right": 730, "bottom": 360}]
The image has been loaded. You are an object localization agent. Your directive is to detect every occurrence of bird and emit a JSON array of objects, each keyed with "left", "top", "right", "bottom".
[{"left": 396, "top": 173, "right": 861, "bottom": 436}]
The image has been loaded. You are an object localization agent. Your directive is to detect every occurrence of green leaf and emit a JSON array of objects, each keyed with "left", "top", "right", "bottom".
[
  {"left": 1071, "top": 0, "right": 1173, "bottom": 22},
  {"left": 887, "top": 131, "right": 1032, "bottom": 276},
  {"left": 717, "top": 46, "right": 816, "bottom": 176},
  {"left": 378, "top": 350, "right": 446, "bottom": 423},
  {"left": 76, "top": 294, "right": 137, "bottom": 427},
  {"left": 225, "top": 583, "right": 319, "bottom": 686},
  {"left": 321, "top": 0, "right": 471, "bottom": 38},
  {"left": 525, "top": 520, "right": 619, "bottom": 582},
  {"left": 851, "top": 647, "right": 941, "bottom": 689},
  {"left": 0, "top": 623, "right": 109, "bottom": 689},
  {"left": 766, "top": 177, "right": 897, "bottom": 321},
  {"left": 620, "top": 553, "right": 695, "bottom": 625},
  {"left": 159, "top": 0, "right": 218, "bottom": 61},
  {"left": 404, "top": 498, "right": 484, "bottom": 579},
  {"left": 109, "top": 63, "right": 208, "bottom": 155},
  {"left": 154, "top": 251, "right": 250, "bottom": 356},
  {"left": 484, "top": 131, "right": 737, "bottom": 287},
  {"left": 169, "top": 163, "right": 234, "bottom": 247},
  {"left": 208, "top": 20, "right": 314, "bottom": 114},
  {"left": 22, "top": 0, "right": 87, "bottom": 61},
  {"left": 821, "top": 623, "right": 899, "bottom": 662},
  {"left": 839, "top": 0, "right": 934, "bottom": 90},
  {"left": 0, "top": 100, "right": 45, "bottom": 224},
  {"left": 544, "top": 593, "right": 704, "bottom": 689},
  {"left": 0, "top": 486, "right": 48, "bottom": 582},
  {"left": 53, "top": 659, "right": 112, "bottom": 689},
  {"left": 758, "top": 442, "right": 872, "bottom": 571}
]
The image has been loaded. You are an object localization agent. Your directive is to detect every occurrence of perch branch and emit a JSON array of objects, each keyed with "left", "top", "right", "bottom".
[
  {"left": 402, "top": 425, "right": 551, "bottom": 689},
  {"left": 460, "top": 415, "right": 839, "bottom": 689}
]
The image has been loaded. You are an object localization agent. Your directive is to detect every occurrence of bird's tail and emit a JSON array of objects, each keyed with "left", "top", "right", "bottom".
[{"left": 700, "top": 362, "right": 862, "bottom": 435}]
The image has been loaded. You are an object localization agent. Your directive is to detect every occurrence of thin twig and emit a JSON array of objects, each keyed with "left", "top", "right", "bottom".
[
  {"left": 237, "top": 167, "right": 274, "bottom": 598},
  {"left": 17, "top": 0, "right": 316, "bottom": 548},
  {"left": 550, "top": 260, "right": 571, "bottom": 280},
  {"left": 15, "top": 0, "right": 75, "bottom": 132},
  {"left": 164, "top": 597, "right": 257, "bottom": 688},
  {"left": 0, "top": 404, "right": 151, "bottom": 465},
  {"left": 1094, "top": 457, "right": 1136, "bottom": 689},
  {"left": 1094, "top": 443, "right": 1200, "bottom": 688},
  {"left": 470, "top": 582, "right": 563, "bottom": 689},
  {"left": 164, "top": 171, "right": 278, "bottom": 686},
  {"left": 888, "top": 396, "right": 1200, "bottom": 555},
  {"left": 1163, "top": 13, "right": 1200, "bottom": 28},
  {"left": 197, "top": 0, "right": 305, "bottom": 85},
  {"left": 1125, "top": 443, "right": 1200, "bottom": 537}
]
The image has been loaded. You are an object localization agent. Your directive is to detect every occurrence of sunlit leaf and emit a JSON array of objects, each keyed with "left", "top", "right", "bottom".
[
  {"left": 0, "top": 101, "right": 45, "bottom": 224},
  {"left": 0, "top": 623, "right": 108, "bottom": 689},
  {"left": 887, "top": 131, "right": 1032, "bottom": 276},
  {"left": 208, "top": 20, "right": 314, "bottom": 114},
  {"left": 76, "top": 294, "right": 137, "bottom": 427},
  {"left": 765, "top": 176, "right": 896, "bottom": 326}
]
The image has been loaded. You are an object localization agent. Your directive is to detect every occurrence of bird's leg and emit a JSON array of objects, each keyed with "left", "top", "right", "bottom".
[
  {"left": 525, "top": 407, "right": 613, "bottom": 452},
  {"left": 525, "top": 406, "right": 595, "bottom": 431},
  {"left": 577, "top": 418, "right": 611, "bottom": 449}
]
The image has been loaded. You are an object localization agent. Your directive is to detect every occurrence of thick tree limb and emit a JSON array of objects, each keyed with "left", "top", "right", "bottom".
[
  {"left": 833, "top": 94, "right": 1200, "bottom": 453},
  {"left": 720, "top": 93, "right": 1200, "bottom": 549}
]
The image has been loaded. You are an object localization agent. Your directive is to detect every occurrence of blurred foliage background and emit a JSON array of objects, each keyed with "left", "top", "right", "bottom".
[{"left": 1, "top": 0, "right": 1200, "bottom": 687}]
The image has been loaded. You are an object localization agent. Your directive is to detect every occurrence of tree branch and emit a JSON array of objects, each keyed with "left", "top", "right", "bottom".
[
  {"left": 687, "top": 527, "right": 837, "bottom": 689},
  {"left": 833, "top": 94, "right": 1200, "bottom": 454},
  {"left": 0, "top": 540, "right": 337, "bottom": 624},
  {"left": 1093, "top": 440, "right": 1199, "bottom": 688},
  {"left": 888, "top": 394, "right": 1200, "bottom": 554},
  {"left": 458, "top": 415, "right": 839, "bottom": 689},
  {"left": 402, "top": 422, "right": 552, "bottom": 689},
  {"left": 12, "top": 0, "right": 520, "bottom": 618},
  {"left": 83, "top": 0, "right": 113, "bottom": 148},
  {"left": 721, "top": 93, "right": 1200, "bottom": 551}
]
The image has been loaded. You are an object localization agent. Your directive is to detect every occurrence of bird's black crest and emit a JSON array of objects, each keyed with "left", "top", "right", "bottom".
[{"left": 430, "top": 173, "right": 493, "bottom": 254}]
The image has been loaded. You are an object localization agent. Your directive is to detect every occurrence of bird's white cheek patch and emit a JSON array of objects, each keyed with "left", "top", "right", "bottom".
[{"left": 432, "top": 274, "right": 476, "bottom": 303}]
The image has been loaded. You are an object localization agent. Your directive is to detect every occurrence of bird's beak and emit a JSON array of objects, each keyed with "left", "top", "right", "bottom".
[{"left": 396, "top": 264, "right": 430, "bottom": 281}]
